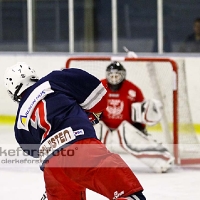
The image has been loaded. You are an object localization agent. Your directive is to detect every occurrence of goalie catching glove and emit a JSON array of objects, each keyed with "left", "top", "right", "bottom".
[
  {"left": 86, "top": 112, "right": 102, "bottom": 125},
  {"left": 131, "top": 99, "right": 163, "bottom": 126}
]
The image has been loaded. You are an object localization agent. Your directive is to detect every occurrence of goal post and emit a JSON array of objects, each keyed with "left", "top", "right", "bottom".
[{"left": 65, "top": 56, "right": 200, "bottom": 165}]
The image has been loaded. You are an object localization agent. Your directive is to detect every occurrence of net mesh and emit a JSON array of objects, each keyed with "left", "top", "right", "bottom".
[{"left": 66, "top": 57, "right": 200, "bottom": 163}]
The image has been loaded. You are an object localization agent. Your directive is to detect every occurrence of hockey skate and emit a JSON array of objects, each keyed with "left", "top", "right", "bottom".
[
  {"left": 116, "top": 191, "right": 146, "bottom": 200},
  {"left": 117, "top": 196, "right": 145, "bottom": 200}
]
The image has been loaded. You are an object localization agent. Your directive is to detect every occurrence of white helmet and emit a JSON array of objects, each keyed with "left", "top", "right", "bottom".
[{"left": 4, "top": 62, "right": 39, "bottom": 102}]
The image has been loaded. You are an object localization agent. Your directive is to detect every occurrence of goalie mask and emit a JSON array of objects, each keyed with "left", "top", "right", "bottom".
[
  {"left": 4, "top": 62, "right": 39, "bottom": 102},
  {"left": 106, "top": 61, "right": 126, "bottom": 91}
]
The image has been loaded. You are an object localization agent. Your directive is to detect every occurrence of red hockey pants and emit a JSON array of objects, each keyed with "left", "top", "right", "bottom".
[{"left": 43, "top": 138, "right": 143, "bottom": 200}]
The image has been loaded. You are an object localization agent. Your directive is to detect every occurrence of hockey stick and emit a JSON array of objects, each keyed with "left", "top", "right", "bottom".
[
  {"left": 123, "top": 46, "right": 138, "bottom": 58},
  {"left": 123, "top": 46, "right": 172, "bottom": 151}
]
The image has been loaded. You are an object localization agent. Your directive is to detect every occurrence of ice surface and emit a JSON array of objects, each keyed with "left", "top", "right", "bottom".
[{"left": 0, "top": 125, "right": 200, "bottom": 200}]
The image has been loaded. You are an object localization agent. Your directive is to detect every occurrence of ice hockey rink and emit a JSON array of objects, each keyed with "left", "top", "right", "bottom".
[{"left": 0, "top": 125, "right": 200, "bottom": 200}]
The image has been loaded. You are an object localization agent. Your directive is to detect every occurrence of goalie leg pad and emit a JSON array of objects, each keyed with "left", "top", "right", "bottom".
[
  {"left": 117, "top": 121, "right": 175, "bottom": 173},
  {"left": 94, "top": 121, "right": 114, "bottom": 152},
  {"left": 94, "top": 121, "right": 110, "bottom": 143},
  {"left": 94, "top": 121, "right": 127, "bottom": 153}
]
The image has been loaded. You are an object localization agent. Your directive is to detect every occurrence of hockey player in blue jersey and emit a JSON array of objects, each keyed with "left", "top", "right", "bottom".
[{"left": 4, "top": 62, "right": 146, "bottom": 200}]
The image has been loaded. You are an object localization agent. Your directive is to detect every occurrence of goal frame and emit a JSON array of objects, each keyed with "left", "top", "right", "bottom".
[{"left": 65, "top": 56, "right": 199, "bottom": 165}]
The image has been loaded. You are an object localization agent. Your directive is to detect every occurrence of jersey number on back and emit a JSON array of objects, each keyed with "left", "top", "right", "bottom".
[{"left": 31, "top": 100, "right": 51, "bottom": 141}]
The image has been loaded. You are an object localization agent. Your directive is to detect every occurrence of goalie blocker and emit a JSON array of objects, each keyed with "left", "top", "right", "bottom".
[{"left": 94, "top": 120, "right": 174, "bottom": 173}]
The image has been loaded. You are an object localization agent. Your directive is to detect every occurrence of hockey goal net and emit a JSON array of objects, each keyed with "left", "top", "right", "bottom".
[{"left": 65, "top": 56, "right": 200, "bottom": 165}]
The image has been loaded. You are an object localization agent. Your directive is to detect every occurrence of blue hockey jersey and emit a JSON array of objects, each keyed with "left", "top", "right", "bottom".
[{"left": 14, "top": 68, "right": 107, "bottom": 161}]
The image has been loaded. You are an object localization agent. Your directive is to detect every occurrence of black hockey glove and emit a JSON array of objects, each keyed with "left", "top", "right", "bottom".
[{"left": 86, "top": 112, "right": 102, "bottom": 125}]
